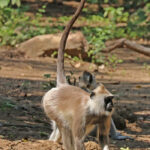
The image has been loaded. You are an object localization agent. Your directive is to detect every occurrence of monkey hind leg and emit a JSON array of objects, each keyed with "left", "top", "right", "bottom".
[
  {"left": 110, "top": 119, "right": 133, "bottom": 140},
  {"left": 61, "top": 127, "right": 75, "bottom": 150},
  {"left": 98, "top": 118, "right": 111, "bottom": 150},
  {"left": 49, "top": 120, "right": 61, "bottom": 142},
  {"left": 49, "top": 127, "right": 61, "bottom": 142},
  {"left": 72, "top": 123, "right": 86, "bottom": 150},
  {"left": 111, "top": 132, "right": 133, "bottom": 140}
]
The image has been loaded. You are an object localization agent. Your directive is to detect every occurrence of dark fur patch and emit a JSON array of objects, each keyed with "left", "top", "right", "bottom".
[
  {"left": 104, "top": 96, "right": 114, "bottom": 112},
  {"left": 83, "top": 71, "right": 93, "bottom": 83},
  {"left": 90, "top": 92, "right": 95, "bottom": 98}
]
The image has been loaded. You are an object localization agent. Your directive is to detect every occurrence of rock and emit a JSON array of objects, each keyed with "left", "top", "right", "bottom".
[
  {"left": 117, "top": 107, "right": 137, "bottom": 123},
  {"left": 112, "top": 111, "right": 126, "bottom": 130},
  {"left": 17, "top": 32, "right": 89, "bottom": 59},
  {"left": 126, "top": 113, "right": 137, "bottom": 123}
]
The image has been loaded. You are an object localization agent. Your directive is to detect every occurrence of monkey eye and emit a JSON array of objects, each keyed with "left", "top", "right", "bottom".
[
  {"left": 90, "top": 92, "right": 95, "bottom": 98},
  {"left": 104, "top": 96, "right": 114, "bottom": 103}
]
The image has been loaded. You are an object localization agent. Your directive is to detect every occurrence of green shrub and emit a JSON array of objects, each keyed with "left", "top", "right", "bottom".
[{"left": 0, "top": 0, "right": 21, "bottom": 8}]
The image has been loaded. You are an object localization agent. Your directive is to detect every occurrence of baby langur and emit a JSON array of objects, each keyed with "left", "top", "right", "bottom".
[{"left": 79, "top": 71, "right": 132, "bottom": 140}]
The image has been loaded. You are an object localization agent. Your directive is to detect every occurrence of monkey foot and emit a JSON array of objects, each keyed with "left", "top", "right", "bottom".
[{"left": 111, "top": 132, "right": 133, "bottom": 140}]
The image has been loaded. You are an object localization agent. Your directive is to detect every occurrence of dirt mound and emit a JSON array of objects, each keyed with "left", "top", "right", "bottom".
[
  {"left": 0, "top": 139, "right": 101, "bottom": 150},
  {"left": 17, "top": 32, "right": 88, "bottom": 59}
]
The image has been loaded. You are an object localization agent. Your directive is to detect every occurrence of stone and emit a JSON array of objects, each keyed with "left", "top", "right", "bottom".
[
  {"left": 17, "top": 32, "right": 89, "bottom": 59},
  {"left": 112, "top": 111, "right": 126, "bottom": 130}
]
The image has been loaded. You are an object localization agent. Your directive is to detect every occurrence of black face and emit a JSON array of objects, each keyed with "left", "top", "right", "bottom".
[
  {"left": 79, "top": 71, "right": 95, "bottom": 91},
  {"left": 83, "top": 71, "right": 93, "bottom": 84},
  {"left": 104, "top": 96, "right": 114, "bottom": 112}
]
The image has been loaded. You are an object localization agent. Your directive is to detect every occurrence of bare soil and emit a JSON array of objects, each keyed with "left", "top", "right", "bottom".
[
  {"left": 0, "top": 1, "right": 150, "bottom": 149},
  {"left": 0, "top": 46, "right": 150, "bottom": 150}
]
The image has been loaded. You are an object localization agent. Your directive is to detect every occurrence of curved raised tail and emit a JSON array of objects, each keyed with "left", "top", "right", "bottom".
[{"left": 57, "top": 0, "right": 85, "bottom": 86}]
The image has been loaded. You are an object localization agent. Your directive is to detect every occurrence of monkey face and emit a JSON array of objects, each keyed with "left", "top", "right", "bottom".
[
  {"left": 104, "top": 96, "right": 114, "bottom": 112},
  {"left": 89, "top": 84, "right": 114, "bottom": 115},
  {"left": 79, "top": 71, "right": 97, "bottom": 91}
]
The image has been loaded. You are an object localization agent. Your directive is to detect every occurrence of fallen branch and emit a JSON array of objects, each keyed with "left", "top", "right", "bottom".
[
  {"left": 124, "top": 40, "right": 150, "bottom": 57},
  {"left": 102, "top": 38, "right": 150, "bottom": 56},
  {"left": 102, "top": 38, "right": 126, "bottom": 52}
]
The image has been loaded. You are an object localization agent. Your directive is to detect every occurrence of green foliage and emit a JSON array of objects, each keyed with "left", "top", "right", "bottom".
[
  {"left": 36, "top": 5, "right": 47, "bottom": 19},
  {"left": 0, "top": 0, "right": 21, "bottom": 8},
  {"left": 124, "top": 0, "right": 149, "bottom": 10},
  {"left": 82, "top": 24, "right": 126, "bottom": 64},
  {"left": 127, "top": 3, "right": 150, "bottom": 39},
  {"left": 12, "top": 0, "right": 21, "bottom": 7},
  {"left": 64, "top": 53, "right": 80, "bottom": 62},
  {"left": 0, "top": 0, "right": 149, "bottom": 67},
  {"left": 21, "top": 81, "right": 31, "bottom": 90},
  {"left": 72, "top": 56, "right": 80, "bottom": 62},
  {"left": 0, "top": 6, "right": 62, "bottom": 46},
  {"left": 0, "top": 0, "right": 10, "bottom": 8},
  {"left": 86, "top": 14, "right": 109, "bottom": 24},
  {"left": 64, "top": 53, "right": 72, "bottom": 59},
  {"left": 143, "top": 63, "right": 150, "bottom": 71},
  {"left": 104, "top": 7, "right": 129, "bottom": 23},
  {"left": 0, "top": 7, "right": 29, "bottom": 45},
  {"left": 0, "top": 101, "right": 17, "bottom": 111},
  {"left": 51, "top": 51, "right": 58, "bottom": 58},
  {"left": 105, "top": 55, "right": 123, "bottom": 69},
  {"left": 40, "top": 131, "right": 49, "bottom": 137},
  {"left": 58, "top": 16, "right": 72, "bottom": 23},
  {"left": 82, "top": 3, "right": 149, "bottom": 63},
  {"left": 44, "top": 74, "right": 51, "bottom": 79}
]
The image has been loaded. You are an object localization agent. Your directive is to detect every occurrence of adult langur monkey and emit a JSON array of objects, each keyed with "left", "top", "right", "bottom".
[{"left": 42, "top": 0, "right": 114, "bottom": 150}]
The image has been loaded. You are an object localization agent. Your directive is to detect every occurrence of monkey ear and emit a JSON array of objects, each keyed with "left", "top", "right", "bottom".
[{"left": 90, "top": 92, "right": 95, "bottom": 98}]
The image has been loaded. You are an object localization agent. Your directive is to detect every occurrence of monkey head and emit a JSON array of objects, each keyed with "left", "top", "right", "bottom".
[
  {"left": 79, "top": 71, "right": 97, "bottom": 91},
  {"left": 89, "top": 84, "right": 114, "bottom": 116}
]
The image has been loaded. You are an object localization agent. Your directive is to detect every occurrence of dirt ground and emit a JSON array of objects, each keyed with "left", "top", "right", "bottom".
[
  {"left": 0, "top": 0, "right": 150, "bottom": 149},
  {"left": 0, "top": 46, "right": 150, "bottom": 150}
]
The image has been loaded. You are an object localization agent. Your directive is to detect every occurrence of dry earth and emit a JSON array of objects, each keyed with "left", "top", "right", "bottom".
[
  {"left": 0, "top": 0, "right": 150, "bottom": 149},
  {"left": 0, "top": 46, "right": 150, "bottom": 150}
]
